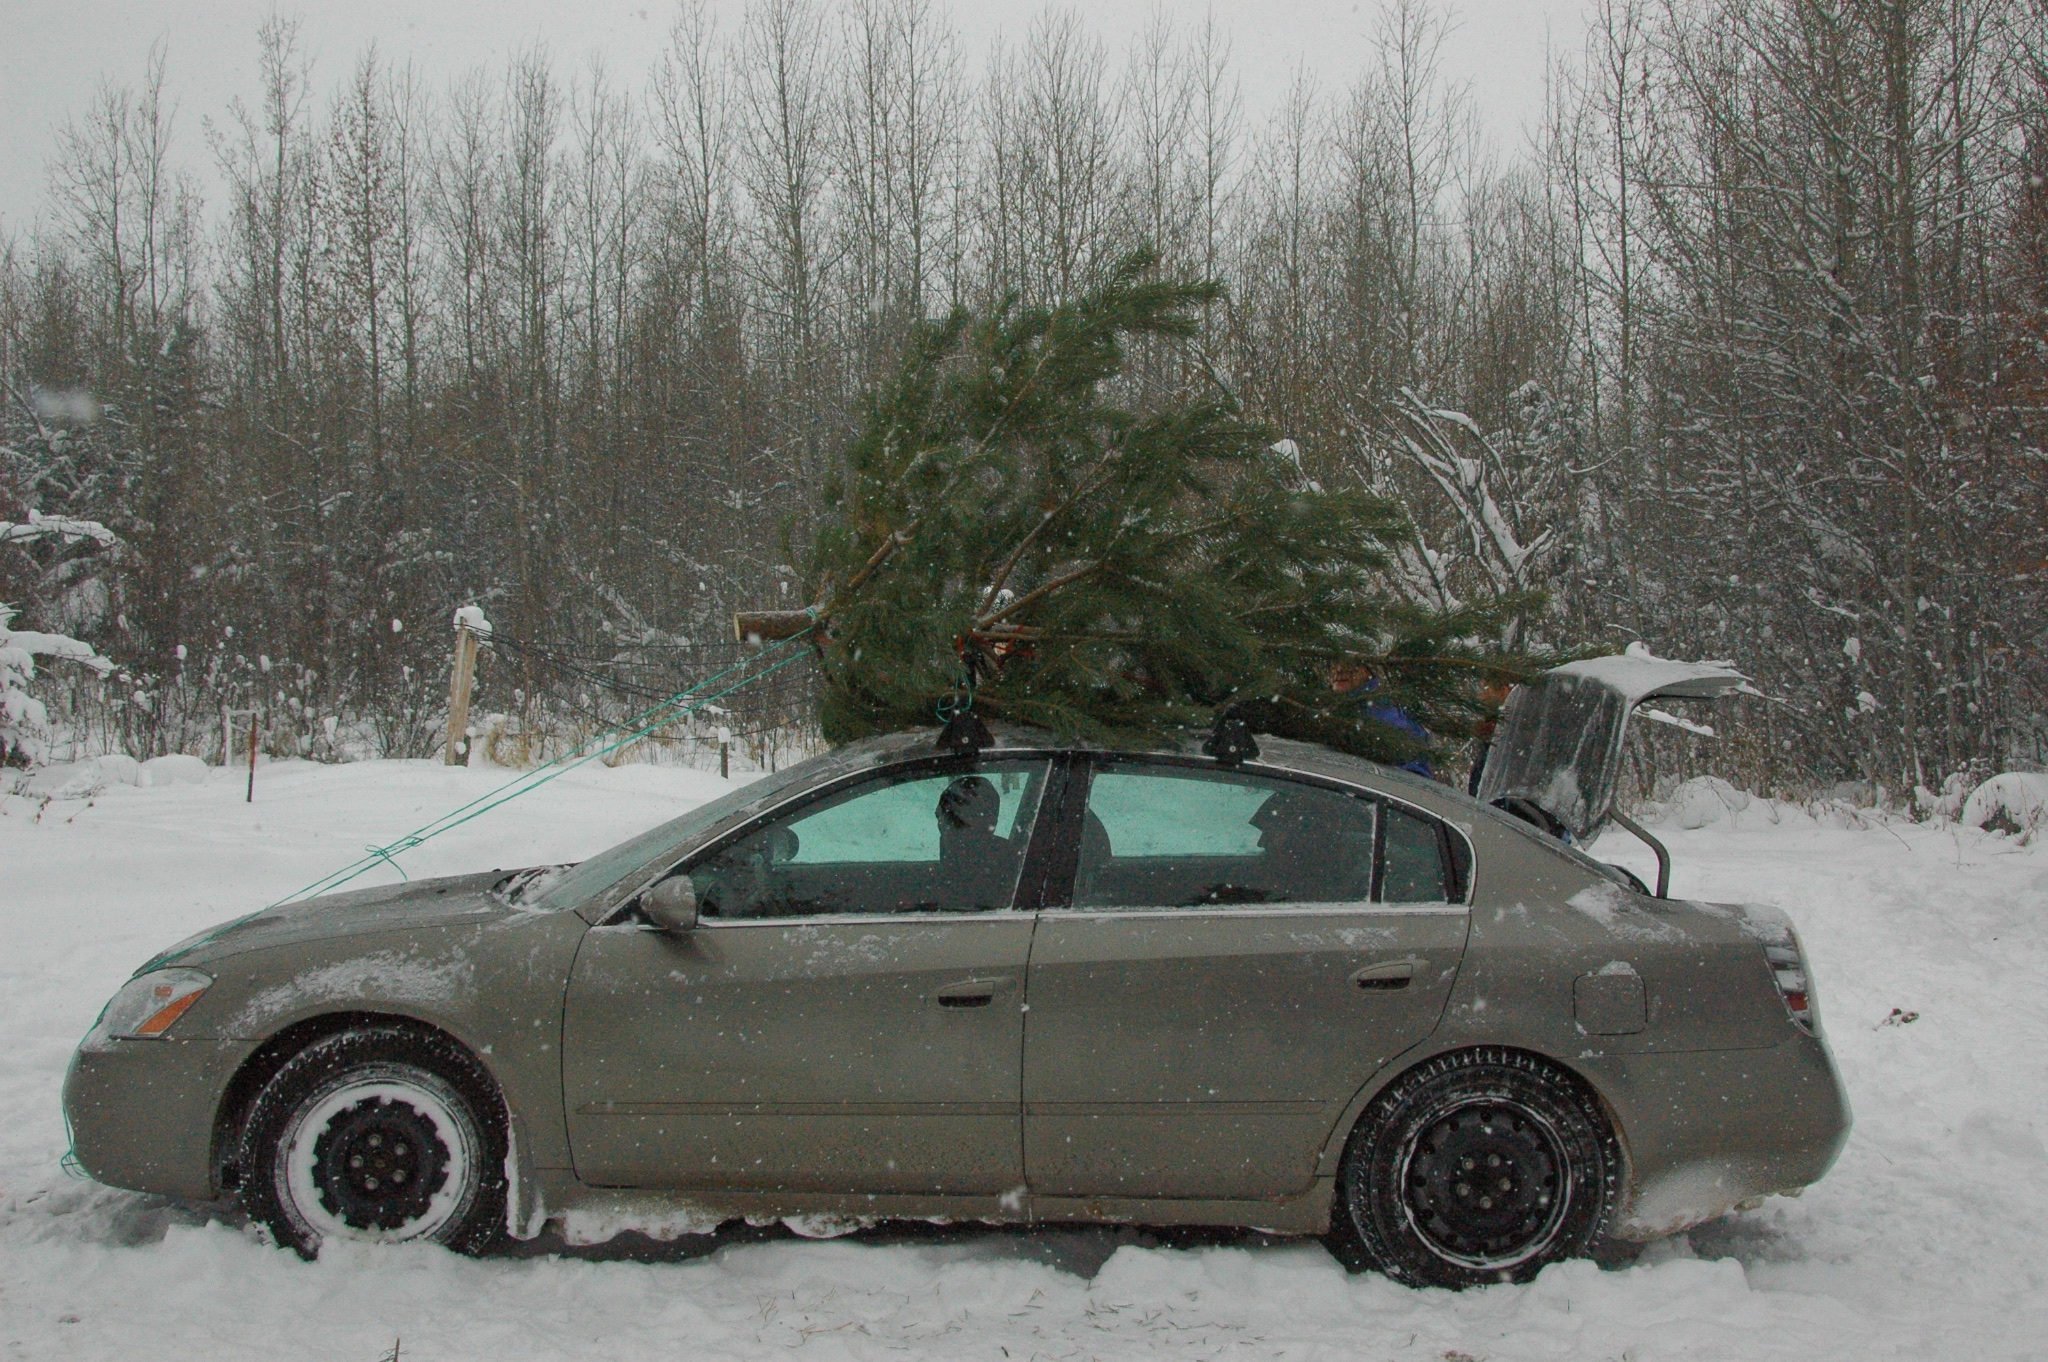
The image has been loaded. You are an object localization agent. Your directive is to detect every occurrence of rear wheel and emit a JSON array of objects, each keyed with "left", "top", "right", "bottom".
[
  {"left": 1327, "top": 1049, "right": 1618, "bottom": 1288},
  {"left": 238, "top": 1026, "right": 507, "bottom": 1258}
]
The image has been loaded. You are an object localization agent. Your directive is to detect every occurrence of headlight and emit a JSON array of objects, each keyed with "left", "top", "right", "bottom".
[{"left": 81, "top": 969, "right": 213, "bottom": 1050}]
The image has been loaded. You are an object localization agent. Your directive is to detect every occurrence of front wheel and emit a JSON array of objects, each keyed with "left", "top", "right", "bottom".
[
  {"left": 238, "top": 1026, "right": 507, "bottom": 1258},
  {"left": 1327, "top": 1049, "right": 1619, "bottom": 1288}
]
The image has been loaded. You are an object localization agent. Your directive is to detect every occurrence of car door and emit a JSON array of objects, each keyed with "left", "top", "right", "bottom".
[
  {"left": 1021, "top": 757, "right": 1470, "bottom": 1203},
  {"left": 561, "top": 757, "right": 1052, "bottom": 1195}
]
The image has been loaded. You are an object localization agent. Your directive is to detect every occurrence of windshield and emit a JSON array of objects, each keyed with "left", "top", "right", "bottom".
[
  {"left": 531, "top": 775, "right": 796, "bottom": 913},
  {"left": 1475, "top": 672, "right": 1629, "bottom": 842},
  {"left": 532, "top": 770, "right": 778, "bottom": 909}
]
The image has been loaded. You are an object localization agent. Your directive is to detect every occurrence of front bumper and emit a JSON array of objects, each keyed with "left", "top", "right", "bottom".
[{"left": 63, "top": 1038, "right": 256, "bottom": 1201}]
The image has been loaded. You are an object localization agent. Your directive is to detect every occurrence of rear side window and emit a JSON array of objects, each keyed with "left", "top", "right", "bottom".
[
  {"left": 1380, "top": 804, "right": 1451, "bottom": 903},
  {"left": 1075, "top": 765, "right": 1377, "bottom": 908}
]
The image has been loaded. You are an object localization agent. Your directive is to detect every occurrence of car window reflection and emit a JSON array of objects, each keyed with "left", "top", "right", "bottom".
[
  {"left": 1381, "top": 805, "right": 1450, "bottom": 903},
  {"left": 1075, "top": 766, "right": 1379, "bottom": 908},
  {"left": 690, "top": 762, "right": 1050, "bottom": 919}
]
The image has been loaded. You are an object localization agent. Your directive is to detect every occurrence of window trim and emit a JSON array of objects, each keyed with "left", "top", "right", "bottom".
[
  {"left": 1315, "top": 773, "right": 1475, "bottom": 908},
  {"left": 1038, "top": 903, "right": 1469, "bottom": 922},
  {"left": 1370, "top": 796, "right": 1388, "bottom": 902},
  {"left": 698, "top": 910, "right": 1031, "bottom": 929},
  {"left": 1441, "top": 816, "right": 1473, "bottom": 903},
  {"left": 1011, "top": 753, "right": 1087, "bottom": 911}
]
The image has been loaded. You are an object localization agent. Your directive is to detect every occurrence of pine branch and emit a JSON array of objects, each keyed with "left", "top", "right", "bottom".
[
  {"left": 975, "top": 560, "right": 1104, "bottom": 630},
  {"left": 822, "top": 525, "right": 917, "bottom": 617},
  {"left": 975, "top": 447, "right": 1120, "bottom": 617}
]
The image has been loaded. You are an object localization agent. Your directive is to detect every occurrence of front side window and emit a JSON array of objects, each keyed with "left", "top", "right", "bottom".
[
  {"left": 690, "top": 761, "right": 1051, "bottom": 919},
  {"left": 1074, "top": 764, "right": 1378, "bottom": 908}
]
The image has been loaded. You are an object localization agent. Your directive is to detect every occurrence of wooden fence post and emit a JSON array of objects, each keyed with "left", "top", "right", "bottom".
[
  {"left": 445, "top": 619, "right": 480, "bottom": 766},
  {"left": 223, "top": 707, "right": 258, "bottom": 801}
]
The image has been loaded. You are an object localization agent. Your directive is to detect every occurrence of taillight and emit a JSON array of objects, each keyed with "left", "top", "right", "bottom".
[{"left": 1764, "top": 939, "right": 1816, "bottom": 1034}]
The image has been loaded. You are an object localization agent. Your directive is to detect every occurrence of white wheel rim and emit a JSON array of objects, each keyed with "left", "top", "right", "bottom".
[{"left": 277, "top": 1065, "right": 479, "bottom": 1248}]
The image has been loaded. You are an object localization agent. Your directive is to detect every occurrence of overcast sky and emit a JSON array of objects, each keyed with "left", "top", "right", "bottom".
[{"left": 0, "top": 0, "right": 1589, "bottom": 239}]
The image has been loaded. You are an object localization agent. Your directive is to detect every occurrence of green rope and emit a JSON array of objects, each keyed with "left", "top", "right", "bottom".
[{"left": 268, "top": 631, "right": 815, "bottom": 908}]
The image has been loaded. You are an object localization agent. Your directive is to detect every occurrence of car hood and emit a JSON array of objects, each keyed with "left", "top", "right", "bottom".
[{"left": 139, "top": 869, "right": 542, "bottom": 972}]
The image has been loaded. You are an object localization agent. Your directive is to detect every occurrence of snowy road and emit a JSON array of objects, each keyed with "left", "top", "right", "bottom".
[{"left": 3, "top": 759, "right": 2044, "bottom": 1360}]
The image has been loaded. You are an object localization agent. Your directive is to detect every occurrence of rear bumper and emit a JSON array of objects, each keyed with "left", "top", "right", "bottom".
[
  {"left": 1587, "top": 1031, "right": 1851, "bottom": 1240},
  {"left": 62, "top": 1038, "right": 254, "bottom": 1201}
]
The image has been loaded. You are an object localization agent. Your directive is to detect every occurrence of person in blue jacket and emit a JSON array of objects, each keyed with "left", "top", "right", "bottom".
[{"left": 1329, "top": 663, "right": 1434, "bottom": 779}]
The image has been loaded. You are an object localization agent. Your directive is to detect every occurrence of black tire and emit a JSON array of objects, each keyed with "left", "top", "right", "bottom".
[
  {"left": 1327, "top": 1049, "right": 1619, "bottom": 1288},
  {"left": 237, "top": 1025, "right": 508, "bottom": 1259}
]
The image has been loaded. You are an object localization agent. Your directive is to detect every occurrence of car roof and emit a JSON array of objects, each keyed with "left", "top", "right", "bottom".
[{"left": 850, "top": 723, "right": 1462, "bottom": 809}]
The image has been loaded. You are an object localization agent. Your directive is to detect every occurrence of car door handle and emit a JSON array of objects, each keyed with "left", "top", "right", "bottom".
[
  {"left": 1352, "top": 960, "right": 1417, "bottom": 990},
  {"left": 934, "top": 977, "right": 1012, "bottom": 1008}
]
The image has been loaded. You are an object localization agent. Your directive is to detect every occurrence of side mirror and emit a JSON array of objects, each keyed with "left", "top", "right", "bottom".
[{"left": 643, "top": 874, "right": 699, "bottom": 933}]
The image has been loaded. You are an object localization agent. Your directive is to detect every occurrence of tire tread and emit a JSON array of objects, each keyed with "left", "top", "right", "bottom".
[
  {"left": 1326, "top": 1047, "right": 1620, "bottom": 1288},
  {"left": 237, "top": 1023, "right": 509, "bottom": 1258}
]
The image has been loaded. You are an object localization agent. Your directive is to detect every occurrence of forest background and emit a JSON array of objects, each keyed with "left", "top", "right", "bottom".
[{"left": 2, "top": 0, "right": 2044, "bottom": 797}]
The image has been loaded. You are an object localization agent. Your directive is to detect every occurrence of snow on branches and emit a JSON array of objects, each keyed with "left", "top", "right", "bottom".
[
  {"left": 1, "top": 603, "right": 115, "bottom": 767},
  {"left": 0, "top": 506, "right": 123, "bottom": 766},
  {"left": 0, "top": 510, "right": 120, "bottom": 550},
  {"left": 1366, "top": 385, "right": 1574, "bottom": 651}
]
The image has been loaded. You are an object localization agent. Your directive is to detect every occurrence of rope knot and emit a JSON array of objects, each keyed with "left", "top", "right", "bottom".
[{"left": 365, "top": 835, "right": 426, "bottom": 879}]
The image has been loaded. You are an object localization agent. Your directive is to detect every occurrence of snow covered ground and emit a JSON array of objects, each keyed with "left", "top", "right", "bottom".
[{"left": 2, "top": 758, "right": 2044, "bottom": 1360}]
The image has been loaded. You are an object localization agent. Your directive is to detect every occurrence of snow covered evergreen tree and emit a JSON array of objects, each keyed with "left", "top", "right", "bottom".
[
  {"left": 0, "top": 603, "right": 113, "bottom": 767},
  {"left": 0, "top": 512, "right": 118, "bottom": 766}
]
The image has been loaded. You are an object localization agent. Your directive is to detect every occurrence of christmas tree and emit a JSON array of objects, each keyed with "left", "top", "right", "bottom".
[{"left": 801, "top": 249, "right": 1528, "bottom": 767}]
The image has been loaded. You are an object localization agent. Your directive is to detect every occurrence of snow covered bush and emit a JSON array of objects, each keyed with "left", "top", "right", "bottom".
[
  {"left": 1660, "top": 776, "right": 1752, "bottom": 829},
  {"left": 0, "top": 603, "right": 114, "bottom": 768},
  {"left": 1961, "top": 774, "right": 2048, "bottom": 842},
  {"left": 1913, "top": 767, "right": 1985, "bottom": 822}
]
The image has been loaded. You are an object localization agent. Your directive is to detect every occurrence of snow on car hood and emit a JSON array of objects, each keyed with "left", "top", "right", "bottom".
[{"left": 139, "top": 869, "right": 532, "bottom": 971}]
